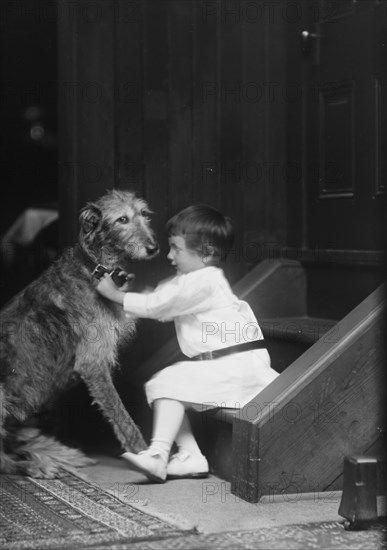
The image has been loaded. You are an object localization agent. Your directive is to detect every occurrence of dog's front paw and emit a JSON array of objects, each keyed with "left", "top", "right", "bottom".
[{"left": 23, "top": 459, "right": 63, "bottom": 479}]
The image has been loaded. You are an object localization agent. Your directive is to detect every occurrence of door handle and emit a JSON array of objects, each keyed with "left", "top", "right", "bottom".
[{"left": 301, "top": 30, "right": 320, "bottom": 59}]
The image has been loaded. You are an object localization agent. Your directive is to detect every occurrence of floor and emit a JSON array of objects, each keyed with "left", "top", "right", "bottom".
[{"left": 78, "top": 452, "right": 345, "bottom": 534}]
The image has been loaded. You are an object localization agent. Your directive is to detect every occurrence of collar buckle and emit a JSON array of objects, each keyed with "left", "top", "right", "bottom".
[{"left": 92, "top": 264, "right": 109, "bottom": 280}]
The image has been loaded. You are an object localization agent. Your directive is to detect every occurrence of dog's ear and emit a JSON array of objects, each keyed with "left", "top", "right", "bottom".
[{"left": 79, "top": 204, "right": 102, "bottom": 236}]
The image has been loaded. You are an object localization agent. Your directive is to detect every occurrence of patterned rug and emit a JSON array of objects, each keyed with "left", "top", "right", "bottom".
[
  {"left": 93, "top": 522, "right": 387, "bottom": 550},
  {"left": 1, "top": 472, "right": 386, "bottom": 550},
  {"left": 0, "top": 472, "right": 189, "bottom": 550},
  {"left": 81, "top": 523, "right": 387, "bottom": 550}
]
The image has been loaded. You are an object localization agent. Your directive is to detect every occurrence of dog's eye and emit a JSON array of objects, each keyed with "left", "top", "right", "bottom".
[
  {"left": 141, "top": 210, "right": 151, "bottom": 222},
  {"left": 117, "top": 216, "right": 129, "bottom": 224}
]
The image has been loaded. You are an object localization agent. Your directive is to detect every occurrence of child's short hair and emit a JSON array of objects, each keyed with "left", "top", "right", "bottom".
[{"left": 166, "top": 204, "right": 234, "bottom": 263}]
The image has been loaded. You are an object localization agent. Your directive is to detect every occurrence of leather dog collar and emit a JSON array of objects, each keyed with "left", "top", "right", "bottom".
[{"left": 75, "top": 244, "right": 133, "bottom": 286}]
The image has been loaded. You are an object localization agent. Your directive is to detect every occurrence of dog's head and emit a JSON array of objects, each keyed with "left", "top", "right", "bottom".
[{"left": 79, "top": 190, "right": 159, "bottom": 267}]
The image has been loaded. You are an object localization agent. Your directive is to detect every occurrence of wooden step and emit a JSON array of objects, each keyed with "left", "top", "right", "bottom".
[
  {"left": 260, "top": 316, "right": 337, "bottom": 345},
  {"left": 260, "top": 316, "right": 338, "bottom": 373},
  {"left": 193, "top": 285, "right": 385, "bottom": 498},
  {"left": 230, "top": 283, "right": 386, "bottom": 502}
]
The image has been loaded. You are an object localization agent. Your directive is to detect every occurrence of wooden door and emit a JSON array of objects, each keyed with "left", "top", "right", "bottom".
[{"left": 303, "top": 0, "right": 386, "bottom": 252}]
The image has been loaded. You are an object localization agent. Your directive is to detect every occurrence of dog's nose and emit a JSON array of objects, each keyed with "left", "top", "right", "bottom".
[{"left": 146, "top": 242, "right": 159, "bottom": 256}]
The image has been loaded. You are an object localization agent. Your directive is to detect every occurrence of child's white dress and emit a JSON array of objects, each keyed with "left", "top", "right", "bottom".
[{"left": 123, "top": 266, "right": 279, "bottom": 409}]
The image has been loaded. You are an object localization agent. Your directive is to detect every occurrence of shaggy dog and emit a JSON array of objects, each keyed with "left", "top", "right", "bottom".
[{"left": 0, "top": 190, "right": 158, "bottom": 477}]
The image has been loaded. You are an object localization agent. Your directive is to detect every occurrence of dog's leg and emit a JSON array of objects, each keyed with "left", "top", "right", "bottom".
[
  {"left": 0, "top": 400, "right": 31, "bottom": 475},
  {"left": 0, "top": 388, "right": 26, "bottom": 475},
  {"left": 79, "top": 367, "right": 147, "bottom": 453},
  {"left": 0, "top": 436, "right": 19, "bottom": 475},
  {"left": 1, "top": 388, "right": 95, "bottom": 477},
  {"left": 0, "top": 387, "right": 16, "bottom": 474}
]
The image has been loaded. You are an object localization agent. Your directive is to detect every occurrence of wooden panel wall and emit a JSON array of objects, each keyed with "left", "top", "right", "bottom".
[
  {"left": 58, "top": 0, "right": 288, "bottom": 288},
  {"left": 58, "top": 0, "right": 117, "bottom": 245},
  {"left": 56, "top": 0, "right": 291, "bottom": 382}
]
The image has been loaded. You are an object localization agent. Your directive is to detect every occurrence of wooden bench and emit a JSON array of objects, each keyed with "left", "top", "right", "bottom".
[{"left": 339, "top": 456, "right": 387, "bottom": 530}]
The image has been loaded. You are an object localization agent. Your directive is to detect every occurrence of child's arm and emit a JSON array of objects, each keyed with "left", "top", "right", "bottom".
[
  {"left": 96, "top": 274, "right": 125, "bottom": 305},
  {"left": 98, "top": 271, "right": 211, "bottom": 320}
]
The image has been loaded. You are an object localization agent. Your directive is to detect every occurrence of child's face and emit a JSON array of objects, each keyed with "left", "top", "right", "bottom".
[{"left": 167, "top": 235, "right": 206, "bottom": 274}]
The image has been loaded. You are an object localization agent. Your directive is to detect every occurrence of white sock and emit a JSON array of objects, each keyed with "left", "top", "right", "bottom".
[
  {"left": 174, "top": 414, "right": 203, "bottom": 456},
  {"left": 148, "top": 398, "right": 186, "bottom": 460},
  {"left": 148, "top": 438, "right": 171, "bottom": 461}
]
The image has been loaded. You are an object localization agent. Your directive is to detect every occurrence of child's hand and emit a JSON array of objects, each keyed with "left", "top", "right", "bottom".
[
  {"left": 96, "top": 274, "right": 125, "bottom": 305},
  {"left": 111, "top": 271, "right": 135, "bottom": 291}
]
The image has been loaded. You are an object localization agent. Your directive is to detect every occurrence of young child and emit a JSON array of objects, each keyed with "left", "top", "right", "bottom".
[{"left": 96, "top": 204, "right": 279, "bottom": 482}]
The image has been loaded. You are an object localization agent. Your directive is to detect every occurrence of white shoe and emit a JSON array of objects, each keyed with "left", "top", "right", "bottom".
[
  {"left": 167, "top": 450, "right": 209, "bottom": 479},
  {"left": 121, "top": 449, "right": 167, "bottom": 483}
]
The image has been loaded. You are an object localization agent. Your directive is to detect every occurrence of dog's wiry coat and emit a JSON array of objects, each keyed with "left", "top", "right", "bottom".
[{"left": 0, "top": 190, "right": 158, "bottom": 477}]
